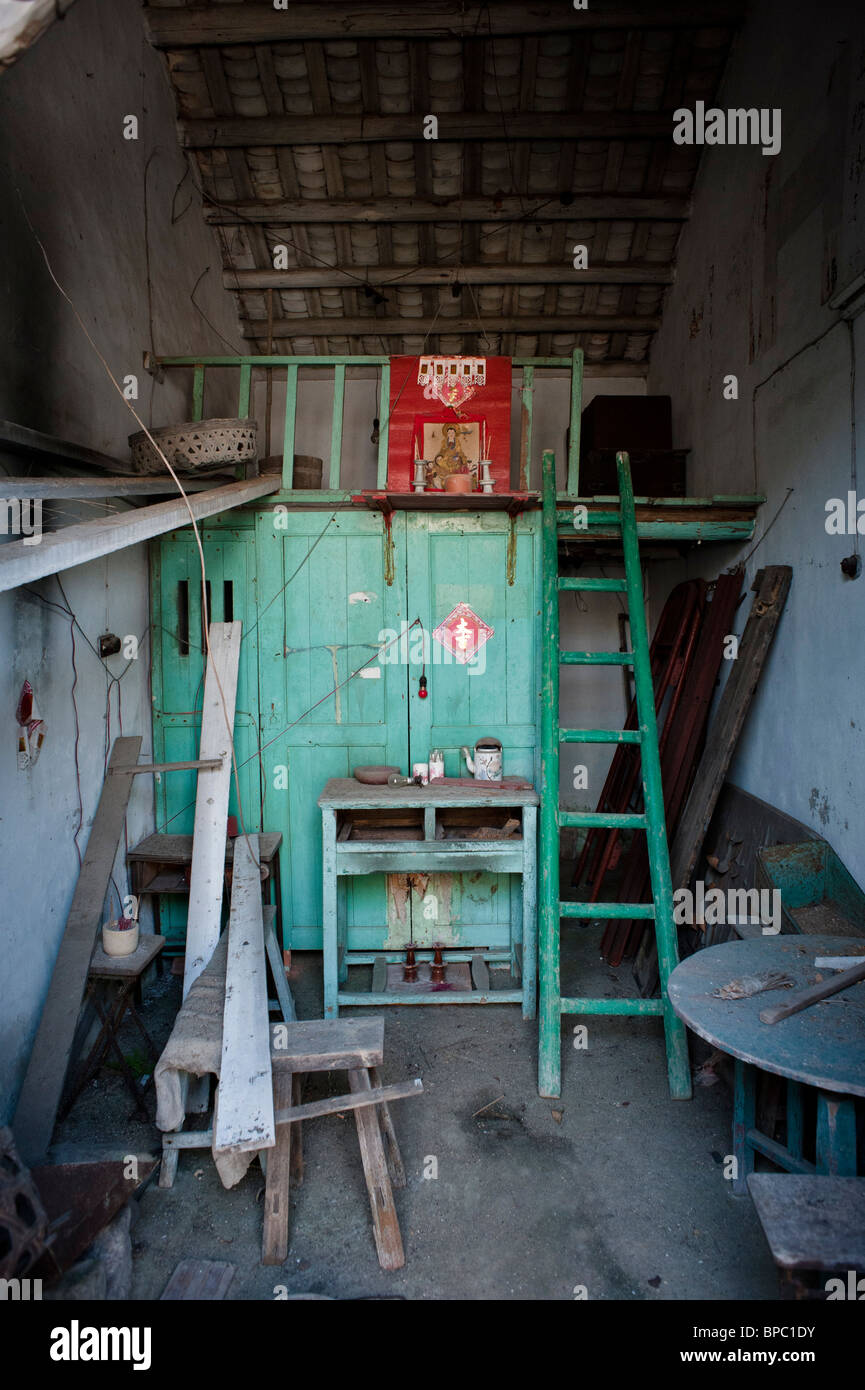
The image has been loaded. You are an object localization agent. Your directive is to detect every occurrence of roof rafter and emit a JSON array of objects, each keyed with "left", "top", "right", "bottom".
[
  {"left": 146, "top": 2, "right": 745, "bottom": 47},
  {"left": 230, "top": 263, "right": 674, "bottom": 291}
]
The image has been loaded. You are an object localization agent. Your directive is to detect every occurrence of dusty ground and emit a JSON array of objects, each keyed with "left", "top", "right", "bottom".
[{"left": 54, "top": 926, "right": 780, "bottom": 1302}]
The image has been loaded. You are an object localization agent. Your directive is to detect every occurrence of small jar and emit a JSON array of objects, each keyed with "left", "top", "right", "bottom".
[{"left": 428, "top": 748, "right": 445, "bottom": 781}]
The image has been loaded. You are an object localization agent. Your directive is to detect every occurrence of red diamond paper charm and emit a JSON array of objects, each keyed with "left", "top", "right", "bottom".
[{"left": 432, "top": 603, "right": 494, "bottom": 665}]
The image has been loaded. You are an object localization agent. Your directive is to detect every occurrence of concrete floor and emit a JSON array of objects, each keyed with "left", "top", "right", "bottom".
[{"left": 57, "top": 927, "right": 780, "bottom": 1301}]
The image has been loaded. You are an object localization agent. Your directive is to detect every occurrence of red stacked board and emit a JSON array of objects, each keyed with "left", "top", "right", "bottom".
[{"left": 386, "top": 355, "right": 512, "bottom": 492}]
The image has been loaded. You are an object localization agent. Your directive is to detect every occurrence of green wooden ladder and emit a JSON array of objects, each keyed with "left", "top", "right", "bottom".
[{"left": 538, "top": 449, "right": 692, "bottom": 1100}]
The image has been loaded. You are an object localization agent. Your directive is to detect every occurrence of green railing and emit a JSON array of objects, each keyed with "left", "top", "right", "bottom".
[{"left": 155, "top": 349, "right": 585, "bottom": 495}]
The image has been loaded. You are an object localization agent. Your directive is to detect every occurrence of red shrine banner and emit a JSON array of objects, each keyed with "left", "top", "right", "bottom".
[{"left": 386, "top": 355, "right": 512, "bottom": 492}]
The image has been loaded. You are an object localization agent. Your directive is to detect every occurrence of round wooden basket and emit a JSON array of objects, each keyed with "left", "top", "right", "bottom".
[{"left": 128, "top": 417, "right": 258, "bottom": 476}]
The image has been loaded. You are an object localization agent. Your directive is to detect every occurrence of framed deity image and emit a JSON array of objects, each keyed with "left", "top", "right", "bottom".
[{"left": 416, "top": 417, "right": 482, "bottom": 489}]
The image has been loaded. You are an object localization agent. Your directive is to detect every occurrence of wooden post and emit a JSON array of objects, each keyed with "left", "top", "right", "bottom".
[
  {"left": 13, "top": 737, "right": 143, "bottom": 1165},
  {"left": 538, "top": 450, "right": 562, "bottom": 1097}
]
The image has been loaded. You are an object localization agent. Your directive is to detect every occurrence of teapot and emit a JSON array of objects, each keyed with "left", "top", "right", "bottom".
[{"left": 460, "top": 736, "right": 503, "bottom": 782}]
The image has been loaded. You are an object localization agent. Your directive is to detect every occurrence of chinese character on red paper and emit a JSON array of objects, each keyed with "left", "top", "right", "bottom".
[{"left": 432, "top": 603, "right": 494, "bottom": 665}]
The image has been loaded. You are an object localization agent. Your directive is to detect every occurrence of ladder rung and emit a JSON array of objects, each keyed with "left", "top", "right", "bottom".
[
  {"left": 560, "top": 811, "right": 647, "bottom": 829},
  {"left": 560, "top": 729, "right": 641, "bottom": 745},
  {"left": 560, "top": 997, "right": 664, "bottom": 1018},
  {"left": 558, "top": 577, "right": 627, "bottom": 593},
  {"left": 560, "top": 651, "right": 634, "bottom": 666},
  {"left": 559, "top": 901, "right": 655, "bottom": 919}
]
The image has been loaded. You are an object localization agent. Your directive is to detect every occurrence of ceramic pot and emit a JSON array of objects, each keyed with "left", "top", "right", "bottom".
[
  {"left": 443, "top": 473, "right": 474, "bottom": 494},
  {"left": 102, "top": 919, "right": 140, "bottom": 957}
]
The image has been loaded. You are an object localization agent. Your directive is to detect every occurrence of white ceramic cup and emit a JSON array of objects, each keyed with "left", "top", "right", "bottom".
[{"left": 412, "top": 762, "right": 429, "bottom": 785}]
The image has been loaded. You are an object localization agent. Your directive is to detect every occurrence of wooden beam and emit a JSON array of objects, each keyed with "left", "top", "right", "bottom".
[
  {"left": 214, "top": 834, "right": 276, "bottom": 1155},
  {"left": 274, "top": 1077, "right": 423, "bottom": 1127},
  {"left": 110, "top": 759, "right": 223, "bottom": 776},
  {"left": 183, "top": 624, "right": 242, "bottom": 998},
  {"left": 146, "top": 2, "right": 745, "bottom": 47},
  {"left": 0, "top": 419, "right": 128, "bottom": 473},
  {"left": 0, "top": 476, "right": 223, "bottom": 498},
  {"left": 0, "top": 477, "right": 278, "bottom": 594},
  {"left": 13, "top": 737, "right": 143, "bottom": 1166},
  {"left": 670, "top": 566, "right": 793, "bottom": 892},
  {"left": 180, "top": 112, "right": 675, "bottom": 149},
  {"left": 244, "top": 314, "right": 661, "bottom": 339},
  {"left": 229, "top": 263, "right": 674, "bottom": 291},
  {"left": 204, "top": 194, "right": 691, "bottom": 226}
]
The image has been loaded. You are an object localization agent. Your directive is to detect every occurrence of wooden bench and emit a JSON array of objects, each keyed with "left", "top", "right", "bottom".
[
  {"left": 262, "top": 1016, "right": 422, "bottom": 1271},
  {"left": 748, "top": 1174, "right": 865, "bottom": 1299}
]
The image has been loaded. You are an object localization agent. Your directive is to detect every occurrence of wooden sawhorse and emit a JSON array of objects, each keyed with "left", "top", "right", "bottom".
[{"left": 262, "top": 1016, "right": 423, "bottom": 1271}]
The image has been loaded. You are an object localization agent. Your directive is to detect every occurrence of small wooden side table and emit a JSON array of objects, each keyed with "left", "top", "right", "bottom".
[
  {"left": 127, "top": 831, "right": 284, "bottom": 948},
  {"left": 62, "top": 933, "right": 165, "bottom": 1120}
]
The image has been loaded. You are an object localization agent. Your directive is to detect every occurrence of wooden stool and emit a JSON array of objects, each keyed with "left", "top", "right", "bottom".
[
  {"left": 261, "top": 1016, "right": 422, "bottom": 1271},
  {"left": 748, "top": 1174, "right": 865, "bottom": 1299},
  {"left": 61, "top": 933, "right": 165, "bottom": 1121}
]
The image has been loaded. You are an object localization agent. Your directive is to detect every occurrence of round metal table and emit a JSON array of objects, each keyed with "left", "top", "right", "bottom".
[{"left": 668, "top": 935, "right": 865, "bottom": 1193}]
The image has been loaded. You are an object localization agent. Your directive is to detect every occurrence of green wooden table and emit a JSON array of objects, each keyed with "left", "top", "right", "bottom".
[
  {"left": 668, "top": 936, "right": 865, "bottom": 1194},
  {"left": 318, "top": 778, "right": 539, "bottom": 1018}
]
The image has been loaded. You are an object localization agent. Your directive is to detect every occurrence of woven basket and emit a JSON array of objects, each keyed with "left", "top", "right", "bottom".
[
  {"left": 0, "top": 1126, "right": 49, "bottom": 1279},
  {"left": 128, "top": 417, "right": 258, "bottom": 476}
]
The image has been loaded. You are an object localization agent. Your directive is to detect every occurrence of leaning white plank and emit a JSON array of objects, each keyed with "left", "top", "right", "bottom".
[
  {"left": 0, "top": 476, "right": 277, "bottom": 593},
  {"left": 183, "top": 621, "right": 242, "bottom": 998},
  {"left": 213, "top": 834, "right": 275, "bottom": 1155}
]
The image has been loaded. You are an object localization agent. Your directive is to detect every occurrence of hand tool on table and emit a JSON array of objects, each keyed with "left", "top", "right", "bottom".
[{"left": 760, "top": 958, "right": 865, "bottom": 1025}]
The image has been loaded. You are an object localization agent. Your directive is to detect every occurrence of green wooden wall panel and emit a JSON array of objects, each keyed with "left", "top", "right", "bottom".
[
  {"left": 253, "top": 509, "right": 408, "bottom": 948},
  {"left": 154, "top": 506, "right": 542, "bottom": 955}
]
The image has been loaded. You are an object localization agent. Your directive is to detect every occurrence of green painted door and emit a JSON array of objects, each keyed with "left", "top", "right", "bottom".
[
  {"left": 253, "top": 508, "right": 408, "bottom": 951},
  {"left": 152, "top": 508, "right": 540, "bottom": 955},
  {"left": 402, "top": 512, "right": 541, "bottom": 951}
]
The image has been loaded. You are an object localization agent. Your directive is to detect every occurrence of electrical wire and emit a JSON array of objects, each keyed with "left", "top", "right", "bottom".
[
  {"left": 155, "top": 618, "right": 424, "bottom": 832},
  {"left": 18, "top": 193, "right": 258, "bottom": 866}
]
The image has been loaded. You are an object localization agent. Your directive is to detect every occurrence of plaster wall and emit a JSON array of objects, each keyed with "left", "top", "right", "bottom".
[
  {"left": 647, "top": 0, "right": 865, "bottom": 883},
  {"left": 0, "top": 0, "right": 242, "bottom": 1119}
]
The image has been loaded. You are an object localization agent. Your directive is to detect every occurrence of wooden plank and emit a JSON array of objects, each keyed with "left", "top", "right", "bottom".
[
  {"left": 264, "top": 905, "right": 296, "bottom": 1022},
  {"left": 13, "top": 736, "right": 142, "bottom": 1165},
  {"left": 329, "top": 364, "right": 345, "bottom": 490},
  {"left": 273, "top": 1076, "right": 423, "bottom": 1126},
  {"left": 183, "top": 623, "right": 242, "bottom": 996},
  {"left": 111, "top": 758, "right": 222, "bottom": 775},
  {"left": 760, "top": 959, "right": 865, "bottom": 1025},
  {"left": 281, "top": 363, "right": 298, "bottom": 489},
  {"left": 244, "top": 314, "right": 660, "bottom": 339},
  {"left": 205, "top": 194, "right": 691, "bottom": 226},
  {"left": 372, "top": 953, "right": 387, "bottom": 993},
  {"left": 348, "top": 1068, "right": 404, "bottom": 1271},
  {"left": 369, "top": 1065, "right": 407, "bottom": 1188},
  {"left": 261, "top": 1067, "right": 294, "bottom": 1265},
  {"left": 214, "top": 835, "right": 276, "bottom": 1155},
  {"left": 270, "top": 1016, "right": 384, "bottom": 1072},
  {"left": 147, "top": 2, "right": 744, "bottom": 46},
  {"left": 230, "top": 264, "right": 675, "bottom": 291},
  {"left": 471, "top": 952, "right": 490, "bottom": 993},
  {"left": 0, "top": 476, "right": 220, "bottom": 498},
  {"left": 181, "top": 113, "right": 676, "bottom": 149},
  {"left": 670, "top": 567, "right": 793, "bottom": 891},
  {"left": 0, "top": 477, "right": 278, "bottom": 594},
  {"left": 160, "top": 1259, "right": 236, "bottom": 1300},
  {"left": 747, "top": 1175, "right": 865, "bottom": 1271},
  {"left": 0, "top": 419, "right": 128, "bottom": 473}
]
